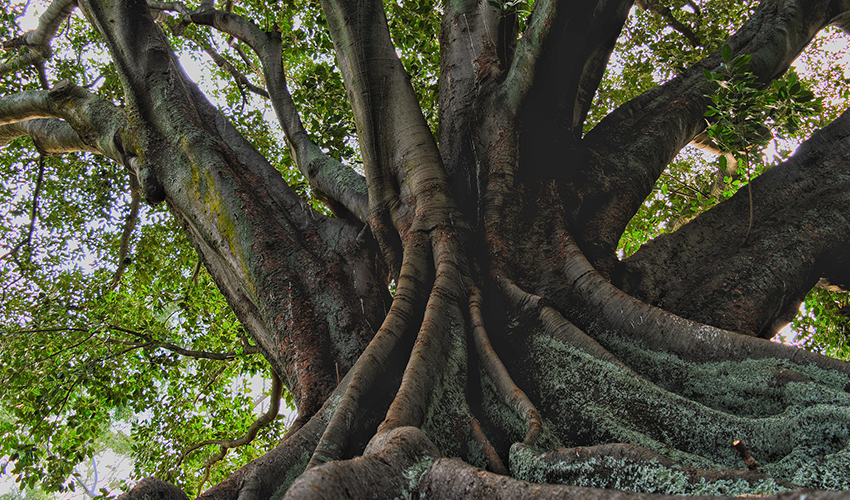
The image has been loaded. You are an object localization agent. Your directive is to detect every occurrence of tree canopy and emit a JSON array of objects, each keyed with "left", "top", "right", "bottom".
[{"left": 2, "top": 0, "right": 850, "bottom": 499}]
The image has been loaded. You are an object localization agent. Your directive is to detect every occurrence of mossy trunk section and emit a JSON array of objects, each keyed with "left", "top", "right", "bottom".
[{"left": 77, "top": 0, "right": 388, "bottom": 419}]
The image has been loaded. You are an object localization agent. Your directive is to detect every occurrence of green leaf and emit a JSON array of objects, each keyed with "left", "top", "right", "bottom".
[{"left": 721, "top": 43, "right": 732, "bottom": 62}]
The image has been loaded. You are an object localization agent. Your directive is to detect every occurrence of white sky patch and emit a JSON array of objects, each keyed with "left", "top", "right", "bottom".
[{"left": 793, "top": 32, "right": 850, "bottom": 78}]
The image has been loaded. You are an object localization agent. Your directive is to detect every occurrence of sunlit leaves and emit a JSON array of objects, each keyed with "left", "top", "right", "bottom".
[
  {"left": 704, "top": 47, "right": 822, "bottom": 163},
  {"left": 789, "top": 288, "right": 850, "bottom": 361},
  {"left": 0, "top": 147, "right": 289, "bottom": 495}
]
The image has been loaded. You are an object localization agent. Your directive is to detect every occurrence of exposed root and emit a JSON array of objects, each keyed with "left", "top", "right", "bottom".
[
  {"left": 195, "top": 371, "right": 359, "bottom": 500},
  {"left": 468, "top": 413, "right": 509, "bottom": 474},
  {"left": 511, "top": 308, "right": 850, "bottom": 490},
  {"left": 419, "top": 458, "right": 848, "bottom": 499},
  {"left": 379, "top": 233, "right": 470, "bottom": 433},
  {"left": 307, "top": 234, "right": 432, "bottom": 468},
  {"left": 469, "top": 285, "right": 541, "bottom": 446},
  {"left": 495, "top": 276, "right": 624, "bottom": 366},
  {"left": 510, "top": 443, "right": 798, "bottom": 494},
  {"left": 548, "top": 219, "right": 850, "bottom": 375},
  {"left": 285, "top": 427, "right": 439, "bottom": 500}
]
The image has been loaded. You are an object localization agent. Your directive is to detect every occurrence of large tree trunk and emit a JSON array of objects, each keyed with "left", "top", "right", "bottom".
[{"left": 4, "top": 0, "right": 850, "bottom": 498}]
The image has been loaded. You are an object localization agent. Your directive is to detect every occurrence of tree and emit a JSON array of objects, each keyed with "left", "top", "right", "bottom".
[{"left": 2, "top": 0, "right": 850, "bottom": 498}]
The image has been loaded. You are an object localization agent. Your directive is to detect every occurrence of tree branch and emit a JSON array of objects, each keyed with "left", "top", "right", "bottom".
[
  {"left": 0, "top": 83, "right": 128, "bottom": 162},
  {"left": 506, "top": 0, "right": 633, "bottom": 132},
  {"left": 161, "top": 14, "right": 270, "bottom": 99},
  {"left": 180, "top": 371, "right": 283, "bottom": 483},
  {"left": 109, "top": 175, "right": 141, "bottom": 289},
  {"left": 635, "top": 0, "right": 701, "bottom": 47},
  {"left": 438, "top": 0, "right": 503, "bottom": 215},
  {"left": 0, "top": 118, "right": 97, "bottom": 154},
  {"left": 79, "top": 0, "right": 388, "bottom": 420},
  {"left": 620, "top": 106, "right": 850, "bottom": 338},
  {"left": 0, "top": 0, "right": 77, "bottom": 76},
  {"left": 148, "top": 0, "right": 369, "bottom": 222},
  {"left": 572, "top": 0, "right": 849, "bottom": 265},
  {"left": 105, "top": 324, "right": 244, "bottom": 361},
  {"left": 320, "top": 0, "right": 461, "bottom": 276}
]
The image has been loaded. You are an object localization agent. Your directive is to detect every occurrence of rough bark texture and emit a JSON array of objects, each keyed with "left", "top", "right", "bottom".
[{"left": 3, "top": 0, "right": 850, "bottom": 498}]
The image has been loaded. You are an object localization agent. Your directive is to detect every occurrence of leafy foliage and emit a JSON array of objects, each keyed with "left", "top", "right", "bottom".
[
  {"left": 788, "top": 288, "right": 850, "bottom": 360},
  {"left": 703, "top": 46, "right": 822, "bottom": 179},
  {"left": 0, "top": 3, "right": 297, "bottom": 493}
]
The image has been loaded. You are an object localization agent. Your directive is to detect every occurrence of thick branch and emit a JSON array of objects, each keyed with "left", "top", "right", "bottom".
[
  {"left": 438, "top": 0, "right": 502, "bottom": 216},
  {"left": 507, "top": 0, "right": 632, "bottom": 127},
  {"left": 320, "top": 0, "right": 456, "bottom": 250},
  {"left": 149, "top": 1, "right": 369, "bottom": 222},
  {"left": 0, "top": 83, "right": 128, "bottom": 162},
  {"left": 635, "top": 0, "right": 701, "bottom": 47},
  {"left": 620, "top": 106, "right": 850, "bottom": 338},
  {"left": 573, "top": 0, "right": 848, "bottom": 264},
  {"left": 507, "top": 0, "right": 632, "bottom": 134},
  {"left": 78, "top": 0, "right": 387, "bottom": 420},
  {"left": 537, "top": 201, "right": 850, "bottom": 375},
  {"left": 0, "top": 119, "right": 97, "bottom": 154},
  {"left": 1, "top": 0, "right": 77, "bottom": 76},
  {"left": 181, "top": 371, "right": 283, "bottom": 474}
]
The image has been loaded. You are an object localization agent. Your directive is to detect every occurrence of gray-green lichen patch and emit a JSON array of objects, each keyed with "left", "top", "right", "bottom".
[
  {"left": 271, "top": 449, "right": 314, "bottom": 500},
  {"left": 763, "top": 435, "right": 850, "bottom": 490},
  {"left": 517, "top": 326, "right": 850, "bottom": 489},
  {"left": 398, "top": 455, "right": 435, "bottom": 500},
  {"left": 584, "top": 330, "right": 850, "bottom": 418},
  {"left": 421, "top": 316, "right": 472, "bottom": 459},
  {"left": 509, "top": 443, "right": 788, "bottom": 496},
  {"left": 789, "top": 448, "right": 850, "bottom": 490}
]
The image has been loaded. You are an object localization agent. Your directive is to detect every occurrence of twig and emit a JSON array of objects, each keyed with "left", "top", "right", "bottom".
[
  {"left": 0, "top": 0, "right": 77, "bottom": 76},
  {"left": 635, "top": 0, "right": 701, "bottom": 47},
  {"left": 8, "top": 156, "right": 46, "bottom": 265},
  {"left": 179, "top": 371, "right": 284, "bottom": 469},
  {"left": 109, "top": 176, "right": 141, "bottom": 289},
  {"left": 174, "top": 24, "right": 269, "bottom": 99},
  {"left": 105, "top": 324, "right": 240, "bottom": 361},
  {"left": 732, "top": 439, "right": 760, "bottom": 471},
  {"left": 229, "top": 40, "right": 265, "bottom": 85}
]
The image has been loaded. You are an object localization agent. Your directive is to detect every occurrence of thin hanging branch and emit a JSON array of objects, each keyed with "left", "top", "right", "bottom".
[
  {"left": 179, "top": 371, "right": 284, "bottom": 478},
  {"left": 635, "top": 0, "right": 702, "bottom": 47},
  {"left": 105, "top": 324, "right": 244, "bottom": 361},
  {"left": 109, "top": 175, "right": 141, "bottom": 289},
  {"left": 161, "top": 15, "right": 270, "bottom": 99},
  {"left": 0, "top": 0, "right": 77, "bottom": 76},
  {"left": 5, "top": 156, "right": 46, "bottom": 266}
]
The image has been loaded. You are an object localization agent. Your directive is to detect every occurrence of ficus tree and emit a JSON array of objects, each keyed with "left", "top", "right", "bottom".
[{"left": 2, "top": 0, "right": 850, "bottom": 499}]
